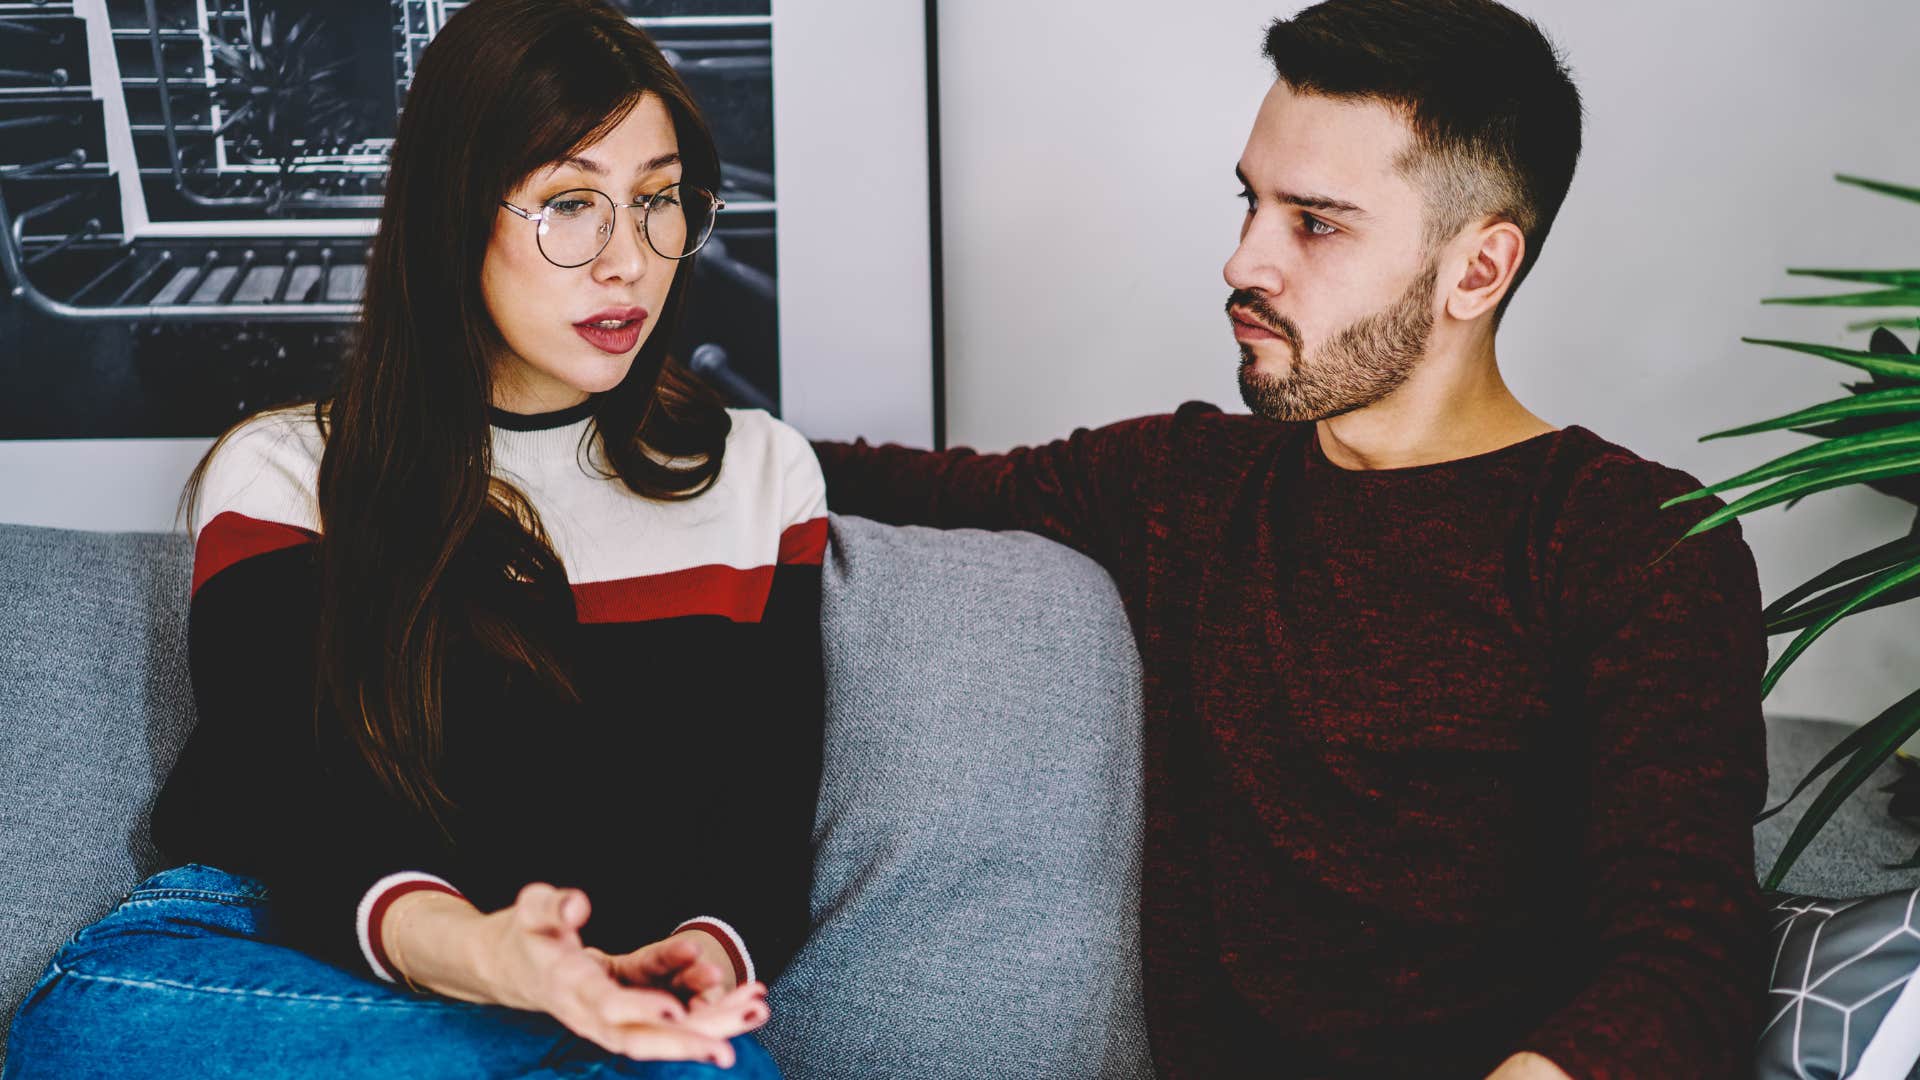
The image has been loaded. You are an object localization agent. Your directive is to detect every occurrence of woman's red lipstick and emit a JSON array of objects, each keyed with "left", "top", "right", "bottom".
[{"left": 573, "top": 306, "right": 649, "bottom": 353}]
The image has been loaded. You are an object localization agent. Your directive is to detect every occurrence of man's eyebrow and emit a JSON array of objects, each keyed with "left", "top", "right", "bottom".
[
  {"left": 1234, "top": 165, "right": 1369, "bottom": 219},
  {"left": 552, "top": 151, "right": 682, "bottom": 177}
]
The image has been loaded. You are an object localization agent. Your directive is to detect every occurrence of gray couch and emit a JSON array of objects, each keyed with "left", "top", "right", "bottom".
[{"left": 1, "top": 515, "right": 1915, "bottom": 1078}]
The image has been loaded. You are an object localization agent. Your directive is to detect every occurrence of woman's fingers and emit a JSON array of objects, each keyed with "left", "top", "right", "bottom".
[
  {"left": 512, "top": 882, "right": 591, "bottom": 936},
  {"left": 615, "top": 1027, "right": 738, "bottom": 1068},
  {"left": 668, "top": 959, "right": 729, "bottom": 998},
  {"left": 555, "top": 973, "right": 733, "bottom": 1066},
  {"left": 680, "top": 980, "right": 770, "bottom": 1039},
  {"left": 609, "top": 936, "right": 700, "bottom": 984},
  {"left": 568, "top": 957, "right": 689, "bottom": 1025}
]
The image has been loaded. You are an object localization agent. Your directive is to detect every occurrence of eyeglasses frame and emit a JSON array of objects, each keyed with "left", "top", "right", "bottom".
[{"left": 498, "top": 181, "right": 726, "bottom": 268}]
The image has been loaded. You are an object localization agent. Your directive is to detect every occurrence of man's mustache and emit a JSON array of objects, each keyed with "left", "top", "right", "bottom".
[{"left": 1226, "top": 290, "right": 1302, "bottom": 355}]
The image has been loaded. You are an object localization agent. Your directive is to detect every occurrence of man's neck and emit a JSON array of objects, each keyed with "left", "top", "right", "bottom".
[{"left": 1314, "top": 346, "right": 1555, "bottom": 472}]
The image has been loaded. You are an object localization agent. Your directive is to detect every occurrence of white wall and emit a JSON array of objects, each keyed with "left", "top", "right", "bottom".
[{"left": 931, "top": 0, "right": 1920, "bottom": 728}]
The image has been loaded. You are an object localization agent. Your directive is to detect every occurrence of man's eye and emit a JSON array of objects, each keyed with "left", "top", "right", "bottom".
[{"left": 1302, "top": 213, "right": 1336, "bottom": 237}]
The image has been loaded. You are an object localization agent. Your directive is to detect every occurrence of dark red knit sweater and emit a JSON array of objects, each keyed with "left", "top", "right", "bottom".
[{"left": 812, "top": 401, "right": 1768, "bottom": 1080}]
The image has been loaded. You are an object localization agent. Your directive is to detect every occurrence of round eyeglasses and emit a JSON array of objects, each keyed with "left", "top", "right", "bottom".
[{"left": 499, "top": 183, "right": 724, "bottom": 268}]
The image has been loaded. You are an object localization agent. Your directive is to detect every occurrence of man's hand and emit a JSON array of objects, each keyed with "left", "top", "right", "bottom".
[
  {"left": 1485, "top": 1052, "right": 1575, "bottom": 1080},
  {"left": 588, "top": 930, "right": 769, "bottom": 1040}
]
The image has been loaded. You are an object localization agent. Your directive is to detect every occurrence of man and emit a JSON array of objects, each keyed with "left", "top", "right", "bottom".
[{"left": 813, "top": 2, "right": 1766, "bottom": 1077}]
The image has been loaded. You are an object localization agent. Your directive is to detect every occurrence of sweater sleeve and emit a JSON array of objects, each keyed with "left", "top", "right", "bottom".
[
  {"left": 1516, "top": 460, "right": 1769, "bottom": 1080},
  {"left": 809, "top": 404, "right": 1207, "bottom": 566},
  {"left": 666, "top": 417, "right": 828, "bottom": 986},
  {"left": 151, "top": 412, "right": 469, "bottom": 981}
]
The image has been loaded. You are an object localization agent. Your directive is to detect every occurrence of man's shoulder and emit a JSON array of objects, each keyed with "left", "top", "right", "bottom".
[
  {"left": 1549, "top": 425, "right": 1712, "bottom": 510},
  {"left": 1544, "top": 425, "right": 1755, "bottom": 585}
]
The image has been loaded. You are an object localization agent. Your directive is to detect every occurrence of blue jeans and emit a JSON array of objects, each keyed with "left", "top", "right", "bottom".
[{"left": 3, "top": 865, "right": 781, "bottom": 1079}]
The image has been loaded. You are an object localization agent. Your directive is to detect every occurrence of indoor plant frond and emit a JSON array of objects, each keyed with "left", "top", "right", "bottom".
[{"left": 1664, "top": 173, "right": 1920, "bottom": 890}]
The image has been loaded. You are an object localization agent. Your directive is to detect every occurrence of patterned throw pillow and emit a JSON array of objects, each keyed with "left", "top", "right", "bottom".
[{"left": 1757, "top": 888, "right": 1920, "bottom": 1080}]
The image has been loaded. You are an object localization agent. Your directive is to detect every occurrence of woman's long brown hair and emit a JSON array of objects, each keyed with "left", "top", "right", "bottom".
[{"left": 184, "top": 0, "right": 731, "bottom": 836}]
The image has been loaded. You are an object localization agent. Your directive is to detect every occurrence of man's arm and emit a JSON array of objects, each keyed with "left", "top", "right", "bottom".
[
  {"left": 811, "top": 407, "right": 1200, "bottom": 566},
  {"left": 1515, "top": 465, "right": 1770, "bottom": 1080}
]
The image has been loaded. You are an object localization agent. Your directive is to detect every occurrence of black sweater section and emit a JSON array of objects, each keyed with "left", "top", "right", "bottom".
[{"left": 151, "top": 406, "right": 828, "bottom": 982}]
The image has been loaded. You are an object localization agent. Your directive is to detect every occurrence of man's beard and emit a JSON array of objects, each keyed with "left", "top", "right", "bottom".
[{"left": 1232, "top": 261, "right": 1439, "bottom": 423}]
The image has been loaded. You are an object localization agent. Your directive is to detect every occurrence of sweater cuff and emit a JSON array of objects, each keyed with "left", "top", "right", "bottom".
[
  {"left": 673, "top": 916, "right": 755, "bottom": 986},
  {"left": 355, "top": 871, "right": 465, "bottom": 984}
]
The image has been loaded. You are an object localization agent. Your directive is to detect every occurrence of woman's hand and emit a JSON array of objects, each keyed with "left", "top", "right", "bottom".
[
  {"left": 389, "top": 882, "right": 744, "bottom": 1066},
  {"left": 587, "top": 931, "right": 770, "bottom": 1039}
]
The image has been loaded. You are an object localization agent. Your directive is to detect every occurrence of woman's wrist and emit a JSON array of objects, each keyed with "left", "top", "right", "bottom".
[{"left": 382, "top": 889, "right": 502, "bottom": 1005}]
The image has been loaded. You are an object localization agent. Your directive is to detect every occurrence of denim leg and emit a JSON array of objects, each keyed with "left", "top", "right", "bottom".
[
  {"left": 510, "top": 1035, "right": 781, "bottom": 1079},
  {"left": 3, "top": 865, "right": 780, "bottom": 1080}
]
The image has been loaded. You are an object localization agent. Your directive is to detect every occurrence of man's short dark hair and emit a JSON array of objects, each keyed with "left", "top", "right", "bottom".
[{"left": 1263, "top": 0, "right": 1583, "bottom": 320}]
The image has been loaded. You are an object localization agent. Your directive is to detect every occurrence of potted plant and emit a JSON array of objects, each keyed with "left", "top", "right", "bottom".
[{"left": 1667, "top": 174, "right": 1920, "bottom": 888}]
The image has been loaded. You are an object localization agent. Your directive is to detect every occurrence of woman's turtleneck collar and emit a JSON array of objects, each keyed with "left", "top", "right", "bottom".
[
  {"left": 488, "top": 397, "right": 600, "bottom": 472},
  {"left": 487, "top": 396, "right": 597, "bottom": 432}
]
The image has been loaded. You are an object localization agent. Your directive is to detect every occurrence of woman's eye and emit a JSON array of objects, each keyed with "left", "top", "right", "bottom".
[
  {"left": 1302, "top": 213, "right": 1336, "bottom": 237},
  {"left": 547, "top": 198, "right": 592, "bottom": 217},
  {"left": 1236, "top": 188, "right": 1256, "bottom": 214}
]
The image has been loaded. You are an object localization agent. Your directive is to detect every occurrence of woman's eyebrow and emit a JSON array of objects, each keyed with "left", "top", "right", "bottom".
[{"left": 554, "top": 152, "right": 682, "bottom": 177}]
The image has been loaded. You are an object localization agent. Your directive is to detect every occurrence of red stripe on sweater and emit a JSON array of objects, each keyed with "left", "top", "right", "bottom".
[
  {"left": 778, "top": 517, "right": 829, "bottom": 565},
  {"left": 573, "top": 563, "right": 775, "bottom": 624},
  {"left": 677, "top": 919, "right": 751, "bottom": 987},
  {"left": 192, "top": 511, "right": 318, "bottom": 595},
  {"left": 192, "top": 513, "right": 827, "bottom": 622},
  {"left": 571, "top": 518, "right": 827, "bottom": 623},
  {"left": 366, "top": 879, "right": 465, "bottom": 984}
]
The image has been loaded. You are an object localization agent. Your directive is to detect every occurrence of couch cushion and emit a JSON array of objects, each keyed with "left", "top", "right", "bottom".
[
  {"left": 1756, "top": 887, "right": 1920, "bottom": 1080},
  {"left": 756, "top": 517, "right": 1153, "bottom": 1080},
  {"left": 0, "top": 522, "right": 197, "bottom": 1062}
]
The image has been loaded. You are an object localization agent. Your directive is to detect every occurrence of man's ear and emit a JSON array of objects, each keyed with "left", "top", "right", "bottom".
[{"left": 1444, "top": 218, "right": 1526, "bottom": 322}]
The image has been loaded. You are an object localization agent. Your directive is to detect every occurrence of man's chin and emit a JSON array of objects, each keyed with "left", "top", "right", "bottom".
[{"left": 1236, "top": 340, "right": 1295, "bottom": 381}]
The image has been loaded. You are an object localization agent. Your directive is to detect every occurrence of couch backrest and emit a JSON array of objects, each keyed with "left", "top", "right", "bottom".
[{"left": 0, "top": 523, "right": 197, "bottom": 1060}]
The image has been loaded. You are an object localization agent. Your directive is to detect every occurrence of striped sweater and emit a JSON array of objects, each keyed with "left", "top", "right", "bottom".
[{"left": 152, "top": 398, "right": 828, "bottom": 987}]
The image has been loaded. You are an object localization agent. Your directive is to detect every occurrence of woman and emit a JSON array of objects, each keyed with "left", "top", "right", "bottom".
[{"left": 2, "top": 1, "right": 822, "bottom": 1076}]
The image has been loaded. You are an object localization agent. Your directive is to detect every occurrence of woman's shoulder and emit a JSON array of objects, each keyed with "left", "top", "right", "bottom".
[
  {"left": 191, "top": 403, "right": 326, "bottom": 541},
  {"left": 720, "top": 408, "right": 827, "bottom": 528}
]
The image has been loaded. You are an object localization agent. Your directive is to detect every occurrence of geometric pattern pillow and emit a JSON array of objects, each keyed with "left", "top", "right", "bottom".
[{"left": 1757, "top": 888, "right": 1920, "bottom": 1080}]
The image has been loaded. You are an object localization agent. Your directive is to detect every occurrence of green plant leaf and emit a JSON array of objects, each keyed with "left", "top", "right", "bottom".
[
  {"left": 1741, "top": 338, "right": 1920, "bottom": 382},
  {"left": 1703, "top": 388, "right": 1920, "bottom": 440},
  {"left": 1847, "top": 316, "right": 1920, "bottom": 334},
  {"left": 1757, "top": 684, "right": 1920, "bottom": 826},
  {"left": 1792, "top": 418, "right": 1920, "bottom": 440},
  {"left": 1669, "top": 452, "right": 1920, "bottom": 538},
  {"left": 1788, "top": 269, "right": 1920, "bottom": 288},
  {"left": 1764, "top": 534, "right": 1920, "bottom": 618},
  {"left": 1837, "top": 174, "right": 1920, "bottom": 204},
  {"left": 1760, "top": 557, "right": 1920, "bottom": 697},
  {"left": 1667, "top": 421, "right": 1920, "bottom": 503},
  {"left": 1767, "top": 575, "right": 1920, "bottom": 636},
  {"left": 1762, "top": 685, "right": 1920, "bottom": 889},
  {"left": 1763, "top": 288, "right": 1920, "bottom": 308}
]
